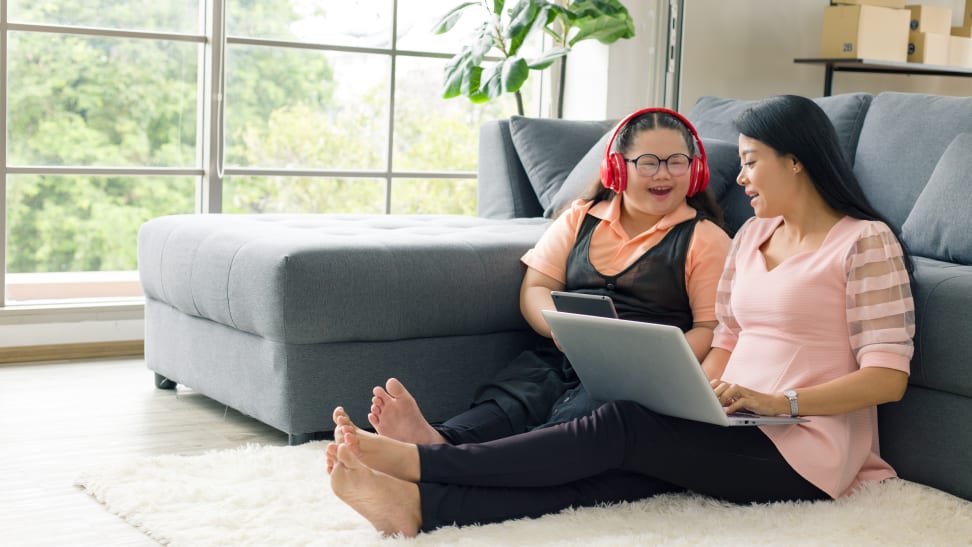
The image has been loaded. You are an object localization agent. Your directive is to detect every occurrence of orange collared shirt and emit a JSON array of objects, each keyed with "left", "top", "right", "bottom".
[{"left": 521, "top": 195, "right": 731, "bottom": 323}]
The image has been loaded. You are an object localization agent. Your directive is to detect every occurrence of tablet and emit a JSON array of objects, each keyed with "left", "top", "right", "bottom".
[{"left": 550, "top": 291, "right": 618, "bottom": 319}]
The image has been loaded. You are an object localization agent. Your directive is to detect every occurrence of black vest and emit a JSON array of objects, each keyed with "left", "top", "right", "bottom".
[{"left": 564, "top": 212, "right": 699, "bottom": 332}]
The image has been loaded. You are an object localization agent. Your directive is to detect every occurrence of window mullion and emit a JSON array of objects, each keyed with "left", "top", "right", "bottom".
[
  {"left": 198, "top": 0, "right": 225, "bottom": 214},
  {"left": 1, "top": 0, "right": 9, "bottom": 307},
  {"left": 384, "top": 0, "right": 399, "bottom": 215}
]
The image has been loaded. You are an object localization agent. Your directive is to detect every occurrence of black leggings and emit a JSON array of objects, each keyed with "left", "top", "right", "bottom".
[{"left": 417, "top": 400, "right": 828, "bottom": 531}]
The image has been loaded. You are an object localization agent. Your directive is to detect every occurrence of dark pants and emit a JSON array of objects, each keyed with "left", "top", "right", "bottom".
[
  {"left": 417, "top": 400, "right": 828, "bottom": 531},
  {"left": 436, "top": 343, "right": 601, "bottom": 445}
]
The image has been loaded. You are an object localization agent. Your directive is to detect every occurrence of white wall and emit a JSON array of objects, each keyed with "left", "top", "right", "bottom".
[
  {"left": 678, "top": 0, "right": 972, "bottom": 112},
  {"left": 561, "top": 1, "right": 666, "bottom": 120}
]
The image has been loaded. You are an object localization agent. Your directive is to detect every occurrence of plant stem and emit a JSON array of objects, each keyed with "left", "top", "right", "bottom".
[{"left": 515, "top": 91, "right": 524, "bottom": 116}]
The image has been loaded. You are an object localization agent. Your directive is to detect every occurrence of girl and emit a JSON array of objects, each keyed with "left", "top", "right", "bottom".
[{"left": 363, "top": 108, "right": 732, "bottom": 446}]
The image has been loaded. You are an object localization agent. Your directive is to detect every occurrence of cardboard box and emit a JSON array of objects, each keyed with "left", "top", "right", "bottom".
[
  {"left": 821, "top": 5, "right": 911, "bottom": 62},
  {"left": 953, "top": 25, "right": 972, "bottom": 37},
  {"left": 834, "top": 0, "right": 906, "bottom": 8},
  {"left": 908, "top": 31, "right": 951, "bottom": 64},
  {"left": 948, "top": 35, "right": 972, "bottom": 67},
  {"left": 906, "top": 5, "right": 952, "bottom": 35}
]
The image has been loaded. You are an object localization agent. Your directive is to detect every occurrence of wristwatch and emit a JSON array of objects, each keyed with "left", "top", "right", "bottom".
[{"left": 784, "top": 389, "right": 799, "bottom": 417}]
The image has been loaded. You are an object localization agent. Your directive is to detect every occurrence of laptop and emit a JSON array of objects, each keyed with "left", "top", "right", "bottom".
[{"left": 542, "top": 309, "right": 807, "bottom": 426}]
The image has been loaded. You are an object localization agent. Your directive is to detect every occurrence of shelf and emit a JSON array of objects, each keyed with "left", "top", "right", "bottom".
[{"left": 794, "top": 58, "right": 972, "bottom": 96}]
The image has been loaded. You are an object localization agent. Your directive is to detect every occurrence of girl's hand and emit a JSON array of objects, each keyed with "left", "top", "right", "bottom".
[{"left": 710, "top": 379, "right": 788, "bottom": 416}]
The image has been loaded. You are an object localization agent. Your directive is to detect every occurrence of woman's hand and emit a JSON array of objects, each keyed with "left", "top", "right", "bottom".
[{"left": 710, "top": 379, "right": 788, "bottom": 416}]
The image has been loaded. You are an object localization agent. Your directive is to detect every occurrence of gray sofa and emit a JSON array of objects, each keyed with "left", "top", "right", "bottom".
[{"left": 138, "top": 91, "right": 972, "bottom": 502}]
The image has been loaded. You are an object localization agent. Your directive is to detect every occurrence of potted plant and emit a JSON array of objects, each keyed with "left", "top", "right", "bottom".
[{"left": 433, "top": 0, "right": 635, "bottom": 117}]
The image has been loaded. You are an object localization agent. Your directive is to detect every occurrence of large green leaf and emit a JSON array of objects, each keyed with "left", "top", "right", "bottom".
[
  {"left": 567, "top": 0, "right": 634, "bottom": 45},
  {"left": 506, "top": 0, "right": 541, "bottom": 56},
  {"left": 501, "top": 57, "right": 529, "bottom": 93},
  {"left": 441, "top": 50, "right": 472, "bottom": 99},
  {"left": 461, "top": 64, "right": 485, "bottom": 99},
  {"left": 431, "top": 2, "right": 478, "bottom": 35},
  {"left": 569, "top": 13, "right": 634, "bottom": 45},
  {"left": 470, "top": 22, "right": 495, "bottom": 64},
  {"left": 478, "top": 63, "right": 504, "bottom": 102},
  {"left": 538, "top": 3, "right": 569, "bottom": 45},
  {"left": 527, "top": 47, "right": 568, "bottom": 70}
]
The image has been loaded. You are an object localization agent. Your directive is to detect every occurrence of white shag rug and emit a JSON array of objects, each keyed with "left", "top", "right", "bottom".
[{"left": 75, "top": 441, "right": 972, "bottom": 546}]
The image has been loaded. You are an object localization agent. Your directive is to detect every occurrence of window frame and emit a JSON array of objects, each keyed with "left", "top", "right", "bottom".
[{"left": 0, "top": 0, "right": 486, "bottom": 308}]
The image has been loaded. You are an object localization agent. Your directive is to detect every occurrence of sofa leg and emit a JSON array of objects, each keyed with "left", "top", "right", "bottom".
[{"left": 153, "top": 373, "right": 177, "bottom": 390}]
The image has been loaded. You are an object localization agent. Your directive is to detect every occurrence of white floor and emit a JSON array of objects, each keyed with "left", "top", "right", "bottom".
[{"left": 0, "top": 357, "right": 288, "bottom": 546}]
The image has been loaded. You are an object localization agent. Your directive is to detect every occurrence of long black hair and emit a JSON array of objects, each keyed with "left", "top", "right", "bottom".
[
  {"left": 579, "top": 111, "right": 725, "bottom": 228},
  {"left": 733, "top": 94, "right": 912, "bottom": 272}
]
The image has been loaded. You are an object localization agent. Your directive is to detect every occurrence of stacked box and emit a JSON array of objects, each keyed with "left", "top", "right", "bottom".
[
  {"left": 906, "top": 5, "right": 952, "bottom": 64},
  {"left": 821, "top": 5, "right": 911, "bottom": 62},
  {"left": 907, "top": 5, "right": 952, "bottom": 33},
  {"left": 948, "top": 35, "right": 972, "bottom": 67},
  {"left": 909, "top": 32, "right": 951, "bottom": 64},
  {"left": 954, "top": 0, "right": 972, "bottom": 37}
]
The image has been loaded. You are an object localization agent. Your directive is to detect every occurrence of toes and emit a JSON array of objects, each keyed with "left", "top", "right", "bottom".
[
  {"left": 333, "top": 408, "right": 355, "bottom": 430},
  {"left": 336, "top": 442, "right": 362, "bottom": 469},
  {"left": 333, "top": 406, "right": 348, "bottom": 423},
  {"left": 367, "top": 412, "right": 380, "bottom": 429},
  {"left": 386, "top": 378, "right": 409, "bottom": 398},
  {"left": 326, "top": 442, "right": 339, "bottom": 474},
  {"left": 373, "top": 386, "right": 392, "bottom": 404}
]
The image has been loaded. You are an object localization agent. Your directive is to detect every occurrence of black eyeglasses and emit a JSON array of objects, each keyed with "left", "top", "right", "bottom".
[{"left": 624, "top": 153, "right": 693, "bottom": 177}]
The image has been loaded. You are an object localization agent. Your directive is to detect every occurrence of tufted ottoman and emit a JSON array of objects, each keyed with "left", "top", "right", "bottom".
[{"left": 137, "top": 214, "right": 550, "bottom": 443}]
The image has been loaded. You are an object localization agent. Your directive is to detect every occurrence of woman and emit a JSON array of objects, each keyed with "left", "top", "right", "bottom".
[
  {"left": 325, "top": 95, "right": 915, "bottom": 537},
  {"left": 364, "top": 108, "right": 731, "bottom": 446}
]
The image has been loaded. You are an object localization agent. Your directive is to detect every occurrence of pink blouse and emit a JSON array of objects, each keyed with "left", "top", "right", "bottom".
[{"left": 712, "top": 216, "right": 914, "bottom": 498}]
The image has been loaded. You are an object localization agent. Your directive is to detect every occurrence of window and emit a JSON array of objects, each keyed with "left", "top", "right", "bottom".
[{"left": 1, "top": 0, "right": 530, "bottom": 305}]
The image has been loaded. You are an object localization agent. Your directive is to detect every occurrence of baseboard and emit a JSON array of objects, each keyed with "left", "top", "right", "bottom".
[{"left": 0, "top": 340, "right": 144, "bottom": 365}]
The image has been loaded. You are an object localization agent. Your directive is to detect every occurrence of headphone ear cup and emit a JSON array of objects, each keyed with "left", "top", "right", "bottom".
[
  {"left": 688, "top": 156, "right": 710, "bottom": 196},
  {"left": 600, "top": 152, "right": 627, "bottom": 193}
]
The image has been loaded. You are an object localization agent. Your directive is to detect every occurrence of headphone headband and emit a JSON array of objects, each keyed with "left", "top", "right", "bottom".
[{"left": 599, "top": 107, "right": 709, "bottom": 196}]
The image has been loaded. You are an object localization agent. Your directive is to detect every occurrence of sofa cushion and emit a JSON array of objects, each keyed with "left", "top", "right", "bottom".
[
  {"left": 546, "top": 129, "right": 614, "bottom": 218},
  {"left": 138, "top": 214, "right": 550, "bottom": 344},
  {"left": 508, "top": 116, "right": 616, "bottom": 217},
  {"left": 478, "top": 119, "right": 544, "bottom": 219},
  {"left": 900, "top": 133, "right": 972, "bottom": 264},
  {"left": 854, "top": 93, "right": 972, "bottom": 230},
  {"left": 908, "top": 257, "right": 972, "bottom": 399},
  {"left": 687, "top": 93, "right": 872, "bottom": 165},
  {"left": 700, "top": 138, "right": 753, "bottom": 236}
]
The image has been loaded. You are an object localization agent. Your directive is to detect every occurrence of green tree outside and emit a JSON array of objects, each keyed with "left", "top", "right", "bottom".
[{"left": 4, "top": 1, "right": 523, "bottom": 276}]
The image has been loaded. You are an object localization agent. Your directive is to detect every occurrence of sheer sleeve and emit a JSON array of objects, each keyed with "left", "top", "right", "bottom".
[
  {"left": 845, "top": 222, "right": 915, "bottom": 371},
  {"left": 711, "top": 219, "right": 753, "bottom": 352}
]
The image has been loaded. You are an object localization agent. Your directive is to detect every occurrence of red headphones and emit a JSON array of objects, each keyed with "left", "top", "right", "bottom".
[{"left": 599, "top": 107, "right": 709, "bottom": 196}]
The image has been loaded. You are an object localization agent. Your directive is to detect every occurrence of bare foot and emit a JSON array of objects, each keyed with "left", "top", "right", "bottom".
[
  {"left": 330, "top": 443, "right": 422, "bottom": 537},
  {"left": 325, "top": 442, "right": 339, "bottom": 474},
  {"left": 367, "top": 378, "right": 448, "bottom": 445},
  {"left": 333, "top": 406, "right": 421, "bottom": 482}
]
